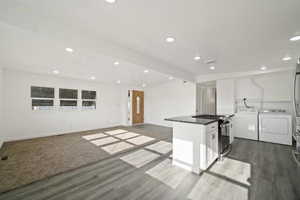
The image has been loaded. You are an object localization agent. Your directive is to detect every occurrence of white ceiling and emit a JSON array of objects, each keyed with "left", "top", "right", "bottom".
[
  {"left": 0, "top": 0, "right": 300, "bottom": 85},
  {"left": 0, "top": 22, "right": 171, "bottom": 86}
]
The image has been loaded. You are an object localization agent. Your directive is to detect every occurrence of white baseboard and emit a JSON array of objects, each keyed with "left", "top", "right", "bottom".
[{"left": 3, "top": 124, "right": 123, "bottom": 143}]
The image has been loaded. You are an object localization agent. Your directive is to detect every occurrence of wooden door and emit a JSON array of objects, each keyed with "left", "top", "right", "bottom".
[{"left": 132, "top": 90, "right": 144, "bottom": 124}]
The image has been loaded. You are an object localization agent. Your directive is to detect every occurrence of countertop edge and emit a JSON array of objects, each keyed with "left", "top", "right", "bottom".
[{"left": 164, "top": 118, "right": 218, "bottom": 125}]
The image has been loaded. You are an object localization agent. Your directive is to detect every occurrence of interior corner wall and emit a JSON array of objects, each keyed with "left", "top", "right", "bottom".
[
  {"left": 144, "top": 80, "right": 196, "bottom": 127},
  {"left": 235, "top": 71, "right": 293, "bottom": 101},
  {"left": 234, "top": 70, "right": 294, "bottom": 112},
  {"left": 0, "top": 68, "right": 3, "bottom": 148},
  {"left": 2, "top": 69, "right": 124, "bottom": 142}
]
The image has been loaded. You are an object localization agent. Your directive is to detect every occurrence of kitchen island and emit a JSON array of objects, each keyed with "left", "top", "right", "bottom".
[{"left": 165, "top": 115, "right": 219, "bottom": 174}]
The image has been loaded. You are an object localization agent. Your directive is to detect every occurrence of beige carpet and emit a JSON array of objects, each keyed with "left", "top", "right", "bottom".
[{"left": 0, "top": 124, "right": 171, "bottom": 193}]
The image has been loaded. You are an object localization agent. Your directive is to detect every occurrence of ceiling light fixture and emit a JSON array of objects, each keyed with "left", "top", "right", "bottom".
[
  {"left": 290, "top": 35, "right": 300, "bottom": 41},
  {"left": 142, "top": 83, "right": 147, "bottom": 87},
  {"left": 53, "top": 70, "right": 59, "bottom": 74},
  {"left": 144, "top": 69, "right": 149, "bottom": 73},
  {"left": 260, "top": 66, "right": 267, "bottom": 71},
  {"left": 209, "top": 66, "right": 215, "bottom": 70},
  {"left": 168, "top": 76, "right": 174, "bottom": 80},
  {"left": 90, "top": 76, "right": 96, "bottom": 80},
  {"left": 282, "top": 56, "right": 292, "bottom": 61},
  {"left": 194, "top": 56, "right": 201, "bottom": 61},
  {"left": 165, "top": 37, "right": 175, "bottom": 43},
  {"left": 116, "top": 80, "right": 121, "bottom": 84},
  {"left": 65, "top": 48, "right": 73, "bottom": 53},
  {"left": 114, "top": 61, "right": 119, "bottom": 66},
  {"left": 105, "top": 0, "right": 116, "bottom": 3}
]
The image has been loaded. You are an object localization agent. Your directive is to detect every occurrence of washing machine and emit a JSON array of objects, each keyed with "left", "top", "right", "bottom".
[{"left": 258, "top": 112, "right": 292, "bottom": 145}]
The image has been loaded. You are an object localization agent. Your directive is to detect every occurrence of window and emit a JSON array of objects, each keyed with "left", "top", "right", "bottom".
[
  {"left": 82, "top": 101, "right": 96, "bottom": 109},
  {"left": 82, "top": 90, "right": 96, "bottom": 100},
  {"left": 32, "top": 99, "right": 54, "bottom": 107},
  {"left": 31, "top": 86, "right": 54, "bottom": 98},
  {"left": 136, "top": 96, "right": 140, "bottom": 114},
  {"left": 82, "top": 90, "right": 96, "bottom": 110},
  {"left": 60, "top": 100, "right": 77, "bottom": 107},
  {"left": 31, "top": 86, "right": 55, "bottom": 110},
  {"left": 59, "top": 88, "right": 78, "bottom": 109},
  {"left": 59, "top": 88, "right": 78, "bottom": 99}
]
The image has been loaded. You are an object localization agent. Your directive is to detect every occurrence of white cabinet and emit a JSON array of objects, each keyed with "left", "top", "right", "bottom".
[
  {"left": 233, "top": 112, "right": 258, "bottom": 140},
  {"left": 205, "top": 127, "right": 219, "bottom": 168},
  {"left": 172, "top": 121, "right": 219, "bottom": 174}
]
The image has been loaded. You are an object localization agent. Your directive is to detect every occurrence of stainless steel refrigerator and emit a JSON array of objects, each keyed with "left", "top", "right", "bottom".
[{"left": 293, "top": 57, "right": 300, "bottom": 164}]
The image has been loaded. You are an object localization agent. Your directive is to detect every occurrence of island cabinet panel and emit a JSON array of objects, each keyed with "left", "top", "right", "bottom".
[
  {"left": 172, "top": 121, "right": 219, "bottom": 174},
  {"left": 205, "top": 127, "right": 219, "bottom": 168}
]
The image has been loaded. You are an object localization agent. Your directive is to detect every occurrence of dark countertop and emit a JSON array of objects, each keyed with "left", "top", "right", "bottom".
[{"left": 165, "top": 116, "right": 219, "bottom": 125}]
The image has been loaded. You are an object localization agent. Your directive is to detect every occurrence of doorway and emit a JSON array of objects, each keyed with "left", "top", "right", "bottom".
[
  {"left": 196, "top": 81, "right": 216, "bottom": 115},
  {"left": 132, "top": 90, "right": 144, "bottom": 124}
]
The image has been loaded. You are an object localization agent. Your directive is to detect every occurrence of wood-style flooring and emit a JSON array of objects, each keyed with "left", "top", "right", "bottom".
[{"left": 1, "top": 125, "right": 300, "bottom": 200}]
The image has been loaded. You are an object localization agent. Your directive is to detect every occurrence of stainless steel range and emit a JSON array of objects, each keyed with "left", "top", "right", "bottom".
[
  {"left": 218, "top": 116, "right": 233, "bottom": 159},
  {"left": 192, "top": 114, "right": 233, "bottom": 159}
]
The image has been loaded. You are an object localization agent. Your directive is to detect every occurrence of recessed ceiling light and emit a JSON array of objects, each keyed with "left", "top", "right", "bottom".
[
  {"left": 65, "top": 48, "right": 73, "bottom": 53},
  {"left": 289, "top": 35, "right": 300, "bottom": 41},
  {"left": 282, "top": 56, "right": 292, "bottom": 61},
  {"left": 105, "top": 0, "right": 116, "bottom": 3},
  {"left": 90, "top": 76, "right": 96, "bottom": 80},
  {"left": 168, "top": 76, "right": 174, "bottom": 80},
  {"left": 194, "top": 56, "right": 201, "bottom": 61},
  {"left": 53, "top": 70, "right": 59, "bottom": 74},
  {"left": 114, "top": 61, "right": 119, "bottom": 66},
  {"left": 142, "top": 83, "right": 147, "bottom": 87},
  {"left": 165, "top": 37, "right": 175, "bottom": 43},
  {"left": 116, "top": 80, "right": 121, "bottom": 84},
  {"left": 209, "top": 66, "right": 215, "bottom": 70},
  {"left": 260, "top": 66, "right": 267, "bottom": 70},
  {"left": 144, "top": 69, "right": 149, "bottom": 73}
]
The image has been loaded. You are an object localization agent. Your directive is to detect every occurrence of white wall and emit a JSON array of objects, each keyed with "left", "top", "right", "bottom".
[
  {"left": 144, "top": 80, "right": 196, "bottom": 127},
  {"left": 2, "top": 69, "right": 124, "bottom": 141},
  {"left": 217, "top": 79, "right": 235, "bottom": 115},
  {"left": 0, "top": 68, "right": 3, "bottom": 148},
  {"left": 235, "top": 71, "right": 293, "bottom": 101},
  {"left": 235, "top": 71, "right": 293, "bottom": 112},
  {"left": 201, "top": 70, "right": 294, "bottom": 115}
]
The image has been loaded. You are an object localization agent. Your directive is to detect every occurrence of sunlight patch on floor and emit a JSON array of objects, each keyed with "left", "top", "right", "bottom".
[
  {"left": 102, "top": 142, "right": 134, "bottom": 154},
  {"left": 114, "top": 132, "right": 140, "bottom": 140},
  {"left": 145, "top": 141, "right": 172, "bottom": 154},
  {"left": 81, "top": 133, "right": 107, "bottom": 140},
  {"left": 120, "top": 149, "right": 160, "bottom": 168},
  {"left": 209, "top": 158, "right": 251, "bottom": 186},
  {"left": 188, "top": 173, "right": 248, "bottom": 200},
  {"left": 126, "top": 136, "right": 155, "bottom": 145},
  {"left": 90, "top": 137, "right": 119, "bottom": 146},
  {"left": 105, "top": 129, "right": 128, "bottom": 135},
  {"left": 146, "top": 159, "right": 189, "bottom": 189}
]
